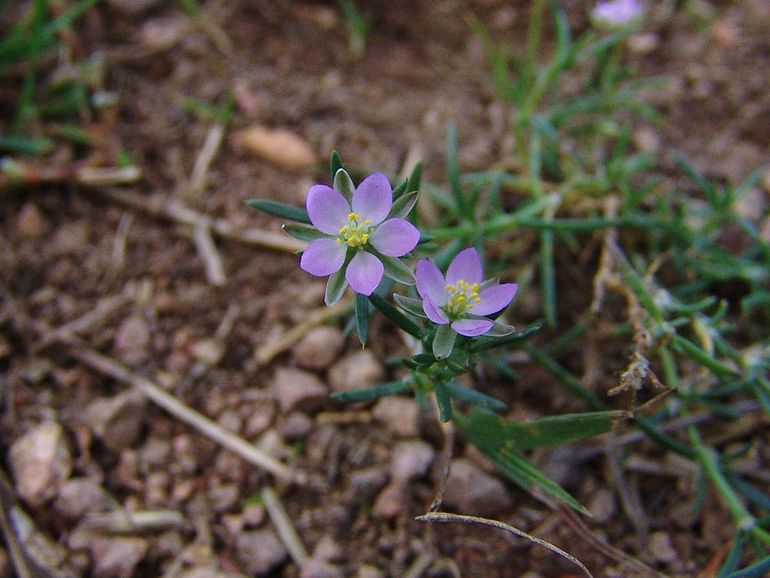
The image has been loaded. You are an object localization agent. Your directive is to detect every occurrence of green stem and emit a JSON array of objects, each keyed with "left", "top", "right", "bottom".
[{"left": 689, "top": 427, "right": 770, "bottom": 546}]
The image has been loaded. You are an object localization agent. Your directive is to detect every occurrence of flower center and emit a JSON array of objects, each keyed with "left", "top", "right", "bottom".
[
  {"left": 337, "top": 212, "right": 373, "bottom": 248},
  {"left": 444, "top": 280, "right": 481, "bottom": 317}
]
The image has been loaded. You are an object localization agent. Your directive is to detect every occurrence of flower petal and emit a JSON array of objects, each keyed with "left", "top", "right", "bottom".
[
  {"left": 473, "top": 283, "right": 518, "bottom": 316},
  {"left": 306, "top": 184, "right": 350, "bottom": 235},
  {"left": 422, "top": 296, "right": 449, "bottom": 324},
  {"left": 446, "top": 248, "right": 483, "bottom": 285},
  {"left": 451, "top": 318, "right": 494, "bottom": 337},
  {"left": 370, "top": 219, "right": 420, "bottom": 256},
  {"left": 352, "top": 173, "right": 392, "bottom": 225},
  {"left": 415, "top": 259, "right": 448, "bottom": 306},
  {"left": 346, "top": 251, "right": 384, "bottom": 296},
  {"left": 300, "top": 239, "right": 347, "bottom": 276}
]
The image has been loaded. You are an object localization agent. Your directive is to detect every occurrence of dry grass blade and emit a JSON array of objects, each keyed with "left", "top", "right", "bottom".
[
  {"left": 68, "top": 343, "right": 307, "bottom": 486},
  {"left": 254, "top": 297, "right": 352, "bottom": 366},
  {"left": 80, "top": 510, "right": 189, "bottom": 534},
  {"left": 416, "top": 511, "right": 595, "bottom": 578},
  {"left": 262, "top": 487, "right": 310, "bottom": 567},
  {"left": 185, "top": 123, "right": 225, "bottom": 199},
  {"left": 95, "top": 187, "right": 304, "bottom": 253},
  {"left": 192, "top": 222, "right": 227, "bottom": 286}
]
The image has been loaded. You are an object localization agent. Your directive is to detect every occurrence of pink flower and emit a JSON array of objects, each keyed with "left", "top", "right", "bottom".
[
  {"left": 591, "top": 0, "right": 644, "bottom": 28},
  {"left": 300, "top": 173, "right": 420, "bottom": 296},
  {"left": 415, "top": 248, "right": 518, "bottom": 337}
]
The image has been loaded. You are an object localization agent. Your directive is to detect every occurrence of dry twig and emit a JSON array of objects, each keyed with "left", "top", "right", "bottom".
[
  {"left": 262, "top": 487, "right": 310, "bottom": 567},
  {"left": 417, "top": 511, "right": 596, "bottom": 578}
]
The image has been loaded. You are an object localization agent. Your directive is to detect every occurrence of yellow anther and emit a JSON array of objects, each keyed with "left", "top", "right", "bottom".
[
  {"left": 348, "top": 212, "right": 358, "bottom": 221},
  {"left": 444, "top": 278, "right": 481, "bottom": 317}
]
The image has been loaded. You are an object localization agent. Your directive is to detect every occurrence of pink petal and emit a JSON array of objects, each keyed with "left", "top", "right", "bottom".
[
  {"left": 346, "top": 251, "right": 384, "bottom": 296},
  {"left": 306, "top": 184, "right": 350, "bottom": 235},
  {"left": 352, "top": 173, "right": 392, "bottom": 225},
  {"left": 473, "top": 283, "right": 518, "bottom": 316},
  {"left": 451, "top": 318, "right": 494, "bottom": 337},
  {"left": 446, "top": 248, "right": 483, "bottom": 285},
  {"left": 422, "top": 296, "right": 449, "bottom": 324},
  {"left": 369, "top": 219, "right": 420, "bottom": 256},
  {"left": 415, "top": 259, "right": 448, "bottom": 307},
  {"left": 300, "top": 238, "right": 347, "bottom": 276}
]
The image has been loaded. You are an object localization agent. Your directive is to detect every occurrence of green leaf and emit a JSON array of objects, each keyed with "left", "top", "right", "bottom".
[
  {"left": 391, "top": 179, "right": 409, "bottom": 199},
  {"left": 435, "top": 382, "right": 453, "bottom": 422},
  {"left": 246, "top": 199, "right": 310, "bottom": 224},
  {"left": 368, "top": 294, "right": 422, "bottom": 338},
  {"left": 389, "top": 190, "right": 419, "bottom": 219},
  {"left": 443, "top": 380, "right": 506, "bottom": 412},
  {"left": 331, "top": 380, "right": 410, "bottom": 402},
  {"left": 433, "top": 324, "right": 456, "bottom": 360},
  {"left": 334, "top": 168, "right": 355, "bottom": 203},
  {"left": 468, "top": 322, "right": 542, "bottom": 352},
  {"left": 282, "top": 223, "right": 325, "bottom": 242},
  {"left": 325, "top": 267, "right": 348, "bottom": 306},
  {"left": 455, "top": 411, "right": 593, "bottom": 514},
  {"left": 330, "top": 150, "right": 344, "bottom": 180},
  {"left": 446, "top": 124, "right": 469, "bottom": 215},
  {"left": 355, "top": 293, "right": 369, "bottom": 346},
  {"left": 393, "top": 294, "right": 427, "bottom": 318},
  {"left": 377, "top": 253, "right": 416, "bottom": 285},
  {"left": 459, "top": 410, "right": 623, "bottom": 451},
  {"left": 407, "top": 161, "right": 423, "bottom": 194}
]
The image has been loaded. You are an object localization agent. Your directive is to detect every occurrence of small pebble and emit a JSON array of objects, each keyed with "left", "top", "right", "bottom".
[
  {"left": 328, "top": 351, "right": 384, "bottom": 392},
  {"left": 443, "top": 458, "right": 512, "bottom": 517},
  {"left": 114, "top": 315, "right": 151, "bottom": 365},
  {"left": 280, "top": 412, "right": 313, "bottom": 440},
  {"left": 372, "top": 397, "right": 419, "bottom": 438},
  {"left": 294, "top": 326, "right": 345, "bottom": 370},
  {"left": 16, "top": 203, "right": 49, "bottom": 238},
  {"left": 90, "top": 536, "right": 148, "bottom": 578},
  {"left": 231, "top": 125, "right": 317, "bottom": 172},
  {"left": 83, "top": 390, "right": 147, "bottom": 453},
  {"left": 54, "top": 478, "right": 113, "bottom": 520},
  {"left": 649, "top": 531, "right": 679, "bottom": 564},
  {"left": 587, "top": 488, "right": 617, "bottom": 524},
  {"left": 9, "top": 421, "right": 73, "bottom": 507},
  {"left": 372, "top": 481, "right": 405, "bottom": 519},
  {"left": 391, "top": 440, "right": 435, "bottom": 482},
  {"left": 236, "top": 529, "right": 288, "bottom": 576},
  {"left": 272, "top": 367, "right": 329, "bottom": 413}
]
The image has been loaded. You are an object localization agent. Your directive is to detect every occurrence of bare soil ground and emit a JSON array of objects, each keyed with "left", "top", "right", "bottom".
[{"left": 1, "top": 1, "right": 769, "bottom": 577}]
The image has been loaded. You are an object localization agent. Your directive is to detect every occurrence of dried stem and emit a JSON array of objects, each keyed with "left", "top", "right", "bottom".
[
  {"left": 262, "top": 487, "right": 310, "bottom": 566},
  {"left": 416, "top": 511, "right": 595, "bottom": 578}
]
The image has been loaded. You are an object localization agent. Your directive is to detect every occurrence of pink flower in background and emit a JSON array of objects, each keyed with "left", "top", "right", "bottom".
[
  {"left": 300, "top": 173, "right": 419, "bottom": 296},
  {"left": 591, "top": 0, "right": 644, "bottom": 28},
  {"left": 415, "top": 248, "right": 518, "bottom": 337}
]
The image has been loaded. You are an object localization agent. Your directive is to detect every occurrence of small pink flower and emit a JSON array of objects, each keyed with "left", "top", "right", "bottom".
[
  {"left": 300, "top": 173, "right": 420, "bottom": 296},
  {"left": 591, "top": 0, "right": 644, "bottom": 28},
  {"left": 415, "top": 248, "right": 518, "bottom": 337}
]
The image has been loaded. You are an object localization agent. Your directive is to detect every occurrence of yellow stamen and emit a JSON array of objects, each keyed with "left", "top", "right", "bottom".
[
  {"left": 338, "top": 212, "right": 374, "bottom": 249},
  {"left": 445, "top": 278, "right": 481, "bottom": 317}
]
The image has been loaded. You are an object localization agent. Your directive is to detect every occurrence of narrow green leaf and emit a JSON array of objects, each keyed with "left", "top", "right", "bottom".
[
  {"left": 368, "top": 294, "right": 422, "bottom": 338},
  {"left": 325, "top": 267, "right": 348, "bottom": 306},
  {"left": 456, "top": 410, "right": 589, "bottom": 514},
  {"left": 389, "top": 190, "right": 419, "bottom": 219},
  {"left": 443, "top": 380, "right": 506, "bottom": 411},
  {"left": 446, "top": 124, "right": 469, "bottom": 215},
  {"left": 468, "top": 322, "right": 542, "bottom": 353},
  {"left": 393, "top": 294, "right": 427, "bottom": 318},
  {"left": 435, "top": 382, "right": 453, "bottom": 422},
  {"left": 377, "top": 253, "right": 415, "bottom": 285},
  {"left": 330, "top": 150, "right": 344, "bottom": 180},
  {"left": 433, "top": 324, "right": 456, "bottom": 360},
  {"left": 407, "top": 161, "right": 423, "bottom": 193},
  {"left": 282, "top": 223, "right": 324, "bottom": 242},
  {"left": 334, "top": 168, "right": 355, "bottom": 203},
  {"left": 246, "top": 199, "right": 310, "bottom": 224},
  {"left": 459, "top": 410, "right": 623, "bottom": 451},
  {"left": 331, "top": 380, "right": 410, "bottom": 402},
  {"left": 0, "top": 135, "right": 54, "bottom": 155},
  {"left": 355, "top": 293, "right": 369, "bottom": 346},
  {"left": 391, "top": 179, "right": 409, "bottom": 199}
]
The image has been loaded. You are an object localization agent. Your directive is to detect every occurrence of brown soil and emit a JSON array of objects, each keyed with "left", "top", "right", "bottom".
[{"left": 1, "top": 1, "right": 768, "bottom": 577}]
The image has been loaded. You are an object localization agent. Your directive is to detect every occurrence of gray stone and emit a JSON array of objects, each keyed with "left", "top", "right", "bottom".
[
  {"left": 236, "top": 529, "right": 288, "bottom": 576},
  {"left": 328, "top": 351, "right": 384, "bottom": 392},
  {"left": 83, "top": 390, "right": 147, "bottom": 453},
  {"left": 391, "top": 440, "right": 435, "bottom": 482},
  {"left": 54, "top": 478, "right": 113, "bottom": 520},
  {"left": 90, "top": 536, "right": 148, "bottom": 578},
  {"left": 272, "top": 367, "right": 328, "bottom": 413},
  {"left": 114, "top": 315, "right": 151, "bottom": 365},
  {"left": 10, "top": 422, "right": 72, "bottom": 507},
  {"left": 294, "top": 327, "right": 345, "bottom": 370},
  {"left": 372, "top": 397, "right": 419, "bottom": 438},
  {"left": 280, "top": 412, "right": 313, "bottom": 440},
  {"left": 649, "top": 531, "right": 679, "bottom": 564},
  {"left": 443, "top": 458, "right": 512, "bottom": 517},
  {"left": 587, "top": 487, "right": 617, "bottom": 524}
]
